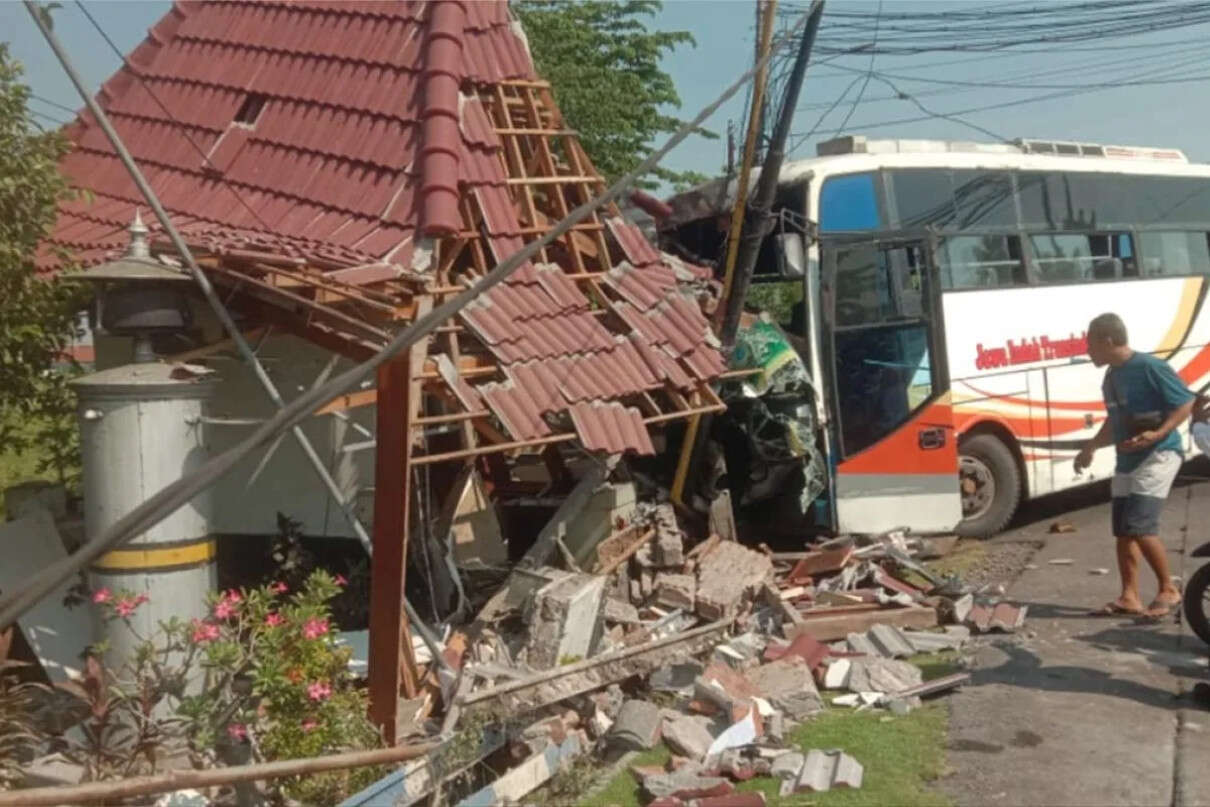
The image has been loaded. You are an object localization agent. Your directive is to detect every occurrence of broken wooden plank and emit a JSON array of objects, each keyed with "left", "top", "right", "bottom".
[
  {"left": 597, "top": 528, "right": 656, "bottom": 575},
  {"left": 786, "top": 605, "right": 938, "bottom": 642}
]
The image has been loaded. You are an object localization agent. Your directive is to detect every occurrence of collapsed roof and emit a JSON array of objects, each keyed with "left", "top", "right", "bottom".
[{"left": 44, "top": 0, "right": 727, "bottom": 458}]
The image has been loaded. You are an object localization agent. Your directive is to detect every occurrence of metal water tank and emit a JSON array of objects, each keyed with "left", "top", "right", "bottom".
[{"left": 72, "top": 363, "right": 218, "bottom": 669}]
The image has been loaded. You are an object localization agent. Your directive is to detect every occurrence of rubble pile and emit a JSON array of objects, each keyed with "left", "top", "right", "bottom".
[{"left": 394, "top": 501, "right": 1031, "bottom": 806}]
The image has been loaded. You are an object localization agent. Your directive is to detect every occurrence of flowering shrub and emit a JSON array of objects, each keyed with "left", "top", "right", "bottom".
[{"left": 74, "top": 571, "right": 383, "bottom": 804}]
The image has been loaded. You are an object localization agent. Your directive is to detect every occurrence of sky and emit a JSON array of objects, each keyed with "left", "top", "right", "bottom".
[{"left": 5, "top": 0, "right": 1210, "bottom": 193}]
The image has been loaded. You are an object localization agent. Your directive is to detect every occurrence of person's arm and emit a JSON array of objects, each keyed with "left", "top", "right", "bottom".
[
  {"left": 1074, "top": 417, "right": 1114, "bottom": 472},
  {"left": 1121, "top": 361, "right": 1195, "bottom": 451}
]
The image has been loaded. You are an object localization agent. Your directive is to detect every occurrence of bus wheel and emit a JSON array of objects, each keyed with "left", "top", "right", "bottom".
[{"left": 957, "top": 434, "right": 1021, "bottom": 538}]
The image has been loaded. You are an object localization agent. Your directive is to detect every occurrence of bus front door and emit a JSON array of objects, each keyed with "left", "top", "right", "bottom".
[{"left": 821, "top": 234, "right": 962, "bottom": 534}]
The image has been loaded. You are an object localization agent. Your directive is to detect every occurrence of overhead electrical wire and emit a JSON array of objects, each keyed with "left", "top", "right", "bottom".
[{"left": 833, "top": 0, "right": 881, "bottom": 135}]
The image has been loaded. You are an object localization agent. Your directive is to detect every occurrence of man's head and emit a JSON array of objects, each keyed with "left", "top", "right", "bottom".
[{"left": 1086, "top": 312, "right": 1130, "bottom": 367}]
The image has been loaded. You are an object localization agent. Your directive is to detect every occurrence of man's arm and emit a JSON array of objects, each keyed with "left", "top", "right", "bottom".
[
  {"left": 1075, "top": 417, "right": 1114, "bottom": 472},
  {"left": 1121, "top": 361, "right": 1195, "bottom": 452},
  {"left": 1122, "top": 398, "right": 1194, "bottom": 451}
]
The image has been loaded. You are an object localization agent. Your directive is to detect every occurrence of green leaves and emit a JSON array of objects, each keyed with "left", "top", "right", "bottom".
[
  {"left": 0, "top": 44, "right": 83, "bottom": 487},
  {"left": 515, "top": 0, "right": 713, "bottom": 189}
]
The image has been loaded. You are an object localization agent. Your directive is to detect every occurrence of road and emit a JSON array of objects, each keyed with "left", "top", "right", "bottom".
[{"left": 942, "top": 467, "right": 1210, "bottom": 807}]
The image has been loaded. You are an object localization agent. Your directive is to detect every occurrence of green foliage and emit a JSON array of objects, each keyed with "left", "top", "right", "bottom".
[
  {"left": 0, "top": 44, "right": 85, "bottom": 487},
  {"left": 515, "top": 0, "right": 714, "bottom": 188},
  {"left": 64, "top": 571, "right": 383, "bottom": 804}
]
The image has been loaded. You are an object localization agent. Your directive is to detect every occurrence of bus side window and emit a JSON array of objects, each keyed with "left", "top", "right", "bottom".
[
  {"left": 1030, "top": 232, "right": 1133, "bottom": 283},
  {"left": 939, "top": 234, "right": 1026, "bottom": 289},
  {"left": 1137, "top": 231, "right": 1210, "bottom": 277}
]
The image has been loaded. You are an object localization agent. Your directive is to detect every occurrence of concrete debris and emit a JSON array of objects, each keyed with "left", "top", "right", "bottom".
[
  {"left": 524, "top": 570, "right": 608, "bottom": 668},
  {"left": 656, "top": 572, "right": 697, "bottom": 612},
  {"left": 696, "top": 541, "right": 774, "bottom": 620},
  {"left": 1090, "top": 567, "right": 1110, "bottom": 576},
  {"left": 1048, "top": 558, "right": 1075, "bottom": 565},
  {"left": 708, "top": 490, "right": 738, "bottom": 543},
  {"left": 822, "top": 658, "right": 851, "bottom": 690},
  {"left": 705, "top": 708, "right": 761, "bottom": 764},
  {"left": 642, "top": 765, "right": 735, "bottom": 801},
  {"left": 779, "top": 749, "right": 864, "bottom": 794},
  {"left": 604, "top": 598, "right": 642, "bottom": 625},
  {"left": 895, "top": 671, "right": 971, "bottom": 699},
  {"left": 902, "top": 626, "right": 969, "bottom": 654},
  {"left": 459, "top": 733, "right": 586, "bottom": 807},
  {"left": 866, "top": 624, "right": 917, "bottom": 658},
  {"left": 610, "top": 699, "right": 663, "bottom": 750},
  {"left": 771, "top": 751, "right": 806, "bottom": 780},
  {"left": 967, "top": 602, "right": 1028, "bottom": 633},
  {"left": 846, "top": 656, "right": 923, "bottom": 695},
  {"left": 662, "top": 713, "right": 717, "bottom": 760},
  {"left": 714, "top": 632, "right": 766, "bottom": 667},
  {"left": 654, "top": 503, "right": 687, "bottom": 565},
  {"left": 651, "top": 661, "right": 706, "bottom": 695},
  {"left": 746, "top": 658, "right": 823, "bottom": 719}
]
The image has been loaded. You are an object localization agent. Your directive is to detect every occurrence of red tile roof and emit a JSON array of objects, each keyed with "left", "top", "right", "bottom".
[{"left": 44, "top": 0, "right": 725, "bottom": 458}]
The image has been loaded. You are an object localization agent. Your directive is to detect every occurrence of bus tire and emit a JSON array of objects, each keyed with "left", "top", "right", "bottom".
[{"left": 957, "top": 434, "right": 1020, "bottom": 538}]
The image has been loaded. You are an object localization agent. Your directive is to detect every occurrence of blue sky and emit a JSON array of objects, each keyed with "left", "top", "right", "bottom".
[{"left": 6, "top": 1, "right": 1210, "bottom": 192}]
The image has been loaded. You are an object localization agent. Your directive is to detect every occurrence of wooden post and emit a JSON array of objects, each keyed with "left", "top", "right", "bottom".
[{"left": 369, "top": 355, "right": 416, "bottom": 743}]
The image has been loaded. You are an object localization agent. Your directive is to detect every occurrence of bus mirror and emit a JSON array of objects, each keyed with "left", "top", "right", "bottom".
[{"left": 777, "top": 233, "right": 806, "bottom": 279}]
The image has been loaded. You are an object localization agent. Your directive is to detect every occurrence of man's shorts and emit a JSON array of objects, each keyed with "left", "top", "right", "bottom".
[{"left": 1111, "top": 449, "right": 1181, "bottom": 537}]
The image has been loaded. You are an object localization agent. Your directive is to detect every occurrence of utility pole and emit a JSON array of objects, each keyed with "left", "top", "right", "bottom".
[{"left": 720, "top": 0, "right": 824, "bottom": 350}]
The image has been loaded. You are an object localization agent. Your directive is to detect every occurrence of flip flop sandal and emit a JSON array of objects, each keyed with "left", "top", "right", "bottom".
[
  {"left": 1089, "top": 601, "right": 1145, "bottom": 616},
  {"left": 1142, "top": 597, "right": 1181, "bottom": 619}
]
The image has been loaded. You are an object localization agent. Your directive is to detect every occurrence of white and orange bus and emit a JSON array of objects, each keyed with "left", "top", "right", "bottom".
[{"left": 665, "top": 135, "right": 1210, "bottom": 537}]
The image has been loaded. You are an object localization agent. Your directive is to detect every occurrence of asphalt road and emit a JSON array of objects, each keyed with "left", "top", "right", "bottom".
[{"left": 942, "top": 467, "right": 1210, "bottom": 807}]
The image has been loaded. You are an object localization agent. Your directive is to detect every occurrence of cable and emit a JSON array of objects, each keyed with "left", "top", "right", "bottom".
[
  {"left": 833, "top": 0, "right": 881, "bottom": 135},
  {"left": 797, "top": 42, "right": 1210, "bottom": 111},
  {"left": 31, "top": 93, "right": 76, "bottom": 114},
  {"left": 73, "top": 0, "right": 277, "bottom": 234},
  {"left": 29, "top": 109, "right": 68, "bottom": 127}
]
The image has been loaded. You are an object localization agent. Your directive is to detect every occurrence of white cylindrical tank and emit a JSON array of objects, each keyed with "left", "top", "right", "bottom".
[{"left": 73, "top": 363, "right": 218, "bottom": 669}]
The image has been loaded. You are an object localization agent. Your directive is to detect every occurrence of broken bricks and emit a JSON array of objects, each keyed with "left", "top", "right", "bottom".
[
  {"left": 696, "top": 541, "right": 774, "bottom": 620},
  {"left": 609, "top": 699, "right": 663, "bottom": 750}
]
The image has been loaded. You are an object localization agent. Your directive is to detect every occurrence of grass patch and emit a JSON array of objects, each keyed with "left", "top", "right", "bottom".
[
  {"left": 581, "top": 694, "right": 952, "bottom": 807},
  {"left": 578, "top": 746, "right": 670, "bottom": 807},
  {"left": 0, "top": 412, "right": 55, "bottom": 520},
  {"left": 737, "top": 704, "right": 951, "bottom": 807}
]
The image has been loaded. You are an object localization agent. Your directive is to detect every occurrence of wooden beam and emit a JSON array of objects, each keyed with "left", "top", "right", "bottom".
[
  {"left": 367, "top": 297, "right": 431, "bottom": 744},
  {"left": 314, "top": 388, "right": 377, "bottom": 416}
]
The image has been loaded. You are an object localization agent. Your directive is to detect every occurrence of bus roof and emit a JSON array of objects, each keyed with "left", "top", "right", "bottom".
[{"left": 663, "top": 135, "right": 1210, "bottom": 228}]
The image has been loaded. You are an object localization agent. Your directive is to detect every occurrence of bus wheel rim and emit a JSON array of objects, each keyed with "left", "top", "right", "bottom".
[{"left": 960, "top": 455, "right": 996, "bottom": 521}]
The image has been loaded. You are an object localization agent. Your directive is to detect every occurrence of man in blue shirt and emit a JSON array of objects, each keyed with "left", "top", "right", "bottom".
[{"left": 1075, "top": 312, "right": 1193, "bottom": 617}]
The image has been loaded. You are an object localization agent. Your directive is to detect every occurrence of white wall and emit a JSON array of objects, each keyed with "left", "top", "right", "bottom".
[{"left": 203, "top": 334, "right": 376, "bottom": 539}]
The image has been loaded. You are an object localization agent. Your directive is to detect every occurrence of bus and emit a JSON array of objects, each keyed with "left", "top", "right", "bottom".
[{"left": 663, "top": 135, "right": 1210, "bottom": 537}]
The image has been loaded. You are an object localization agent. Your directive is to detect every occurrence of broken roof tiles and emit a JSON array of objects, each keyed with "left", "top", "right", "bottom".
[
  {"left": 569, "top": 401, "right": 656, "bottom": 456},
  {"left": 45, "top": 0, "right": 729, "bottom": 459}
]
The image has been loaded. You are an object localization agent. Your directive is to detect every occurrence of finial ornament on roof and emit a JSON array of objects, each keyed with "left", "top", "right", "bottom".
[{"left": 127, "top": 208, "right": 150, "bottom": 259}]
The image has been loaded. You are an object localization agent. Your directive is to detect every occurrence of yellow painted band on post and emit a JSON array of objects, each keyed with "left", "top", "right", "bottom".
[{"left": 92, "top": 539, "right": 216, "bottom": 572}]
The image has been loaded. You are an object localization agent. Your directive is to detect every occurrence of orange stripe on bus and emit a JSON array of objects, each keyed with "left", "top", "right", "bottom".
[{"left": 840, "top": 400, "right": 957, "bottom": 475}]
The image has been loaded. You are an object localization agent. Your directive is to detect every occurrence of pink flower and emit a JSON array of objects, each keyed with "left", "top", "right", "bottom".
[
  {"left": 92, "top": 588, "right": 112, "bottom": 604},
  {"left": 302, "top": 617, "right": 329, "bottom": 640},
  {"left": 301, "top": 719, "right": 319, "bottom": 734},
  {"left": 214, "top": 599, "right": 236, "bottom": 620},
  {"left": 264, "top": 612, "right": 284, "bottom": 628},
  {"left": 114, "top": 597, "right": 141, "bottom": 618},
  {"left": 226, "top": 723, "right": 247, "bottom": 741},
  {"left": 307, "top": 681, "right": 332, "bottom": 702},
  {"left": 224, "top": 589, "right": 242, "bottom": 604},
  {"left": 333, "top": 574, "right": 348, "bottom": 587},
  {"left": 190, "top": 619, "right": 220, "bottom": 644},
  {"left": 270, "top": 581, "right": 288, "bottom": 594},
  {"left": 133, "top": 593, "right": 149, "bottom": 606}
]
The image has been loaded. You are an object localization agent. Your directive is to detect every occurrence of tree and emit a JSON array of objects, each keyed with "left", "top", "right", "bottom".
[
  {"left": 0, "top": 44, "right": 84, "bottom": 485},
  {"left": 515, "top": 0, "right": 713, "bottom": 189}
]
